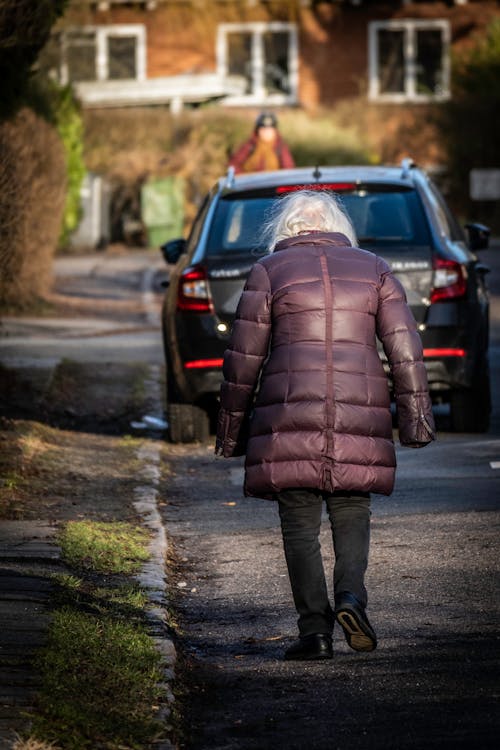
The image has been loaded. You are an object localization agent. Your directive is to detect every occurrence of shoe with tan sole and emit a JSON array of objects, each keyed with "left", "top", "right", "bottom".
[{"left": 335, "top": 592, "right": 377, "bottom": 652}]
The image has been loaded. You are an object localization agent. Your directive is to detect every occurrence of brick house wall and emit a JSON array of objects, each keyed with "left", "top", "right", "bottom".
[
  {"left": 59, "top": 1, "right": 500, "bottom": 110},
  {"left": 56, "top": 1, "right": 500, "bottom": 241}
]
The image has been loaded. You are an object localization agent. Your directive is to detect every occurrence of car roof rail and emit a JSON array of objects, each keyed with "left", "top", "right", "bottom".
[
  {"left": 225, "top": 165, "right": 236, "bottom": 188},
  {"left": 400, "top": 158, "right": 416, "bottom": 179}
]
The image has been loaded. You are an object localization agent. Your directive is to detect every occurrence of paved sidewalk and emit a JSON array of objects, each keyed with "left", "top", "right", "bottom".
[{"left": 0, "top": 522, "right": 60, "bottom": 749}]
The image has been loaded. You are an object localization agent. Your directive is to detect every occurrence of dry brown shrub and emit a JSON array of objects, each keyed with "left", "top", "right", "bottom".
[
  {"left": 83, "top": 107, "right": 251, "bottom": 229},
  {"left": 0, "top": 108, "right": 66, "bottom": 311},
  {"left": 332, "top": 98, "right": 445, "bottom": 167}
]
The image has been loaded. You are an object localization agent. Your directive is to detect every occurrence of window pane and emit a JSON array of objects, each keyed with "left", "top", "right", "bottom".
[
  {"left": 377, "top": 29, "right": 405, "bottom": 94},
  {"left": 426, "top": 182, "right": 462, "bottom": 239},
  {"left": 227, "top": 32, "right": 252, "bottom": 94},
  {"left": 416, "top": 29, "right": 443, "bottom": 95},
  {"left": 66, "top": 32, "right": 96, "bottom": 82},
  {"left": 263, "top": 31, "right": 290, "bottom": 95},
  {"left": 108, "top": 36, "right": 137, "bottom": 80}
]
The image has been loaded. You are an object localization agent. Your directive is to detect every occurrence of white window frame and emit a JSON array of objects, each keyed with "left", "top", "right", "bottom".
[
  {"left": 368, "top": 19, "right": 450, "bottom": 103},
  {"left": 216, "top": 22, "right": 298, "bottom": 106},
  {"left": 61, "top": 24, "right": 146, "bottom": 84}
]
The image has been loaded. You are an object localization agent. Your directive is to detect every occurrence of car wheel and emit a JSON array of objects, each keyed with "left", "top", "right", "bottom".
[
  {"left": 165, "top": 362, "right": 182, "bottom": 404},
  {"left": 449, "top": 365, "right": 491, "bottom": 433},
  {"left": 167, "top": 402, "right": 210, "bottom": 443}
]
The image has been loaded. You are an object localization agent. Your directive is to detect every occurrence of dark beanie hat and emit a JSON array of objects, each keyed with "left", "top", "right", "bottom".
[{"left": 255, "top": 112, "right": 278, "bottom": 130}]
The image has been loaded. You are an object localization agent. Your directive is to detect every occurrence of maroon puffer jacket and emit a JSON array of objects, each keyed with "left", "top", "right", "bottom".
[{"left": 216, "top": 232, "right": 435, "bottom": 499}]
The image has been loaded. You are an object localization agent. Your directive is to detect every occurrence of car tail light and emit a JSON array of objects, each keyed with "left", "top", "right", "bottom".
[
  {"left": 177, "top": 266, "right": 213, "bottom": 312},
  {"left": 430, "top": 258, "right": 467, "bottom": 303},
  {"left": 184, "top": 358, "right": 224, "bottom": 369},
  {"left": 276, "top": 183, "right": 355, "bottom": 194},
  {"left": 423, "top": 348, "right": 466, "bottom": 358}
]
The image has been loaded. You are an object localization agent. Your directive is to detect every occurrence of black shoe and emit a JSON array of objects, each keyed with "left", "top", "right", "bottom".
[
  {"left": 284, "top": 633, "right": 333, "bottom": 661},
  {"left": 335, "top": 592, "right": 377, "bottom": 652}
]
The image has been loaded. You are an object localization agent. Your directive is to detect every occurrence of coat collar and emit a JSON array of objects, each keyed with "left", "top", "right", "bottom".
[{"left": 273, "top": 232, "right": 352, "bottom": 252}]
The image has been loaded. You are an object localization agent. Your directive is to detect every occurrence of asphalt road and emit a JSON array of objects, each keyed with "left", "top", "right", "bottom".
[
  {"left": 161, "top": 243, "right": 500, "bottom": 749},
  {"left": 163, "top": 444, "right": 499, "bottom": 750}
]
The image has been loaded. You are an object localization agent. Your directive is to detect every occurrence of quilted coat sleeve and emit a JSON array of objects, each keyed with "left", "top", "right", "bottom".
[
  {"left": 215, "top": 262, "right": 272, "bottom": 457},
  {"left": 375, "top": 257, "right": 436, "bottom": 447}
]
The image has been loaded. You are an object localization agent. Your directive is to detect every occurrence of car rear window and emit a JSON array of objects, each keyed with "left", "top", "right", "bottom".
[
  {"left": 206, "top": 196, "right": 271, "bottom": 255},
  {"left": 205, "top": 186, "right": 431, "bottom": 256}
]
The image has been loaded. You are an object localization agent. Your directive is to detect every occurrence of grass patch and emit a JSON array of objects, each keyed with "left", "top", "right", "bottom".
[
  {"left": 19, "top": 432, "right": 48, "bottom": 463},
  {"left": 119, "top": 434, "right": 142, "bottom": 447},
  {"left": 94, "top": 584, "right": 149, "bottom": 610},
  {"left": 28, "top": 575, "right": 165, "bottom": 748},
  {"left": 52, "top": 576, "right": 149, "bottom": 621},
  {"left": 58, "top": 520, "right": 150, "bottom": 575},
  {"left": 51, "top": 573, "right": 83, "bottom": 592},
  {"left": 2, "top": 473, "right": 20, "bottom": 491},
  {"left": 33, "top": 608, "right": 163, "bottom": 749},
  {"left": 13, "top": 738, "right": 61, "bottom": 750},
  {"left": 0, "top": 419, "right": 52, "bottom": 518}
]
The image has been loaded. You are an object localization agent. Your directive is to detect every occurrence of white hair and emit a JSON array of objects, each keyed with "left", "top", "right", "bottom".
[{"left": 264, "top": 190, "right": 357, "bottom": 250}]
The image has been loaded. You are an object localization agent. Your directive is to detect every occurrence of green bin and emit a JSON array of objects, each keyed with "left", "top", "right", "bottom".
[{"left": 141, "top": 176, "right": 184, "bottom": 247}]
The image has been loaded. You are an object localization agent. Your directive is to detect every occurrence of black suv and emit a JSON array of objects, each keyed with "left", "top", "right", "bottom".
[{"left": 161, "top": 161, "right": 491, "bottom": 442}]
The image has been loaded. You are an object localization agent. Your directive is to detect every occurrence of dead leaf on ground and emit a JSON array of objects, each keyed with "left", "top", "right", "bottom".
[{"left": 243, "top": 634, "right": 285, "bottom": 644}]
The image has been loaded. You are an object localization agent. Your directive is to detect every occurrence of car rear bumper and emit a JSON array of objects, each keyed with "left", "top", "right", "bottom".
[
  {"left": 383, "top": 351, "right": 476, "bottom": 397},
  {"left": 174, "top": 317, "right": 481, "bottom": 404},
  {"left": 423, "top": 355, "right": 469, "bottom": 392},
  {"left": 183, "top": 366, "right": 224, "bottom": 401},
  {"left": 181, "top": 353, "right": 472, "bottom": 404}
]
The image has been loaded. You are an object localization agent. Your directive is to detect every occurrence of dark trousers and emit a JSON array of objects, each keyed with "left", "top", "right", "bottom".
[{"left": 277, "top": 488, "right": 371, "bottom": 637}]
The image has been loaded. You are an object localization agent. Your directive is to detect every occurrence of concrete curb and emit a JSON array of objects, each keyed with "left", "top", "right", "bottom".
[
  {"left": 133, "top": 417, "right": 177, "bottom": 748},
  {"left": 133, "top": 269, "right": 177, "bottom": 748}
]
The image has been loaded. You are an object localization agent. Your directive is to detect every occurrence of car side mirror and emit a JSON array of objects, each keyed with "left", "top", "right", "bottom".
[
  {"left": 465, "top": 222, "right": 490, "bottom": 251},
  {"left": 161, "top": 238, "right": 186, "bottom": 265}
]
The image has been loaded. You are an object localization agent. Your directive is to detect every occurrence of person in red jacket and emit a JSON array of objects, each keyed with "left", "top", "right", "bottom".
[
  {"left": 216, "top": 190, "right": 435, "bottom": 662},
  {"left": 228, "top": 112, "right": 295, "bottom": 174}
]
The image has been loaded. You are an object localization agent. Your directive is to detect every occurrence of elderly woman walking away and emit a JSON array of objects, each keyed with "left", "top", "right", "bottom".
[{"left": 215, "top": 190, "right": 435, "bottom": 661}]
